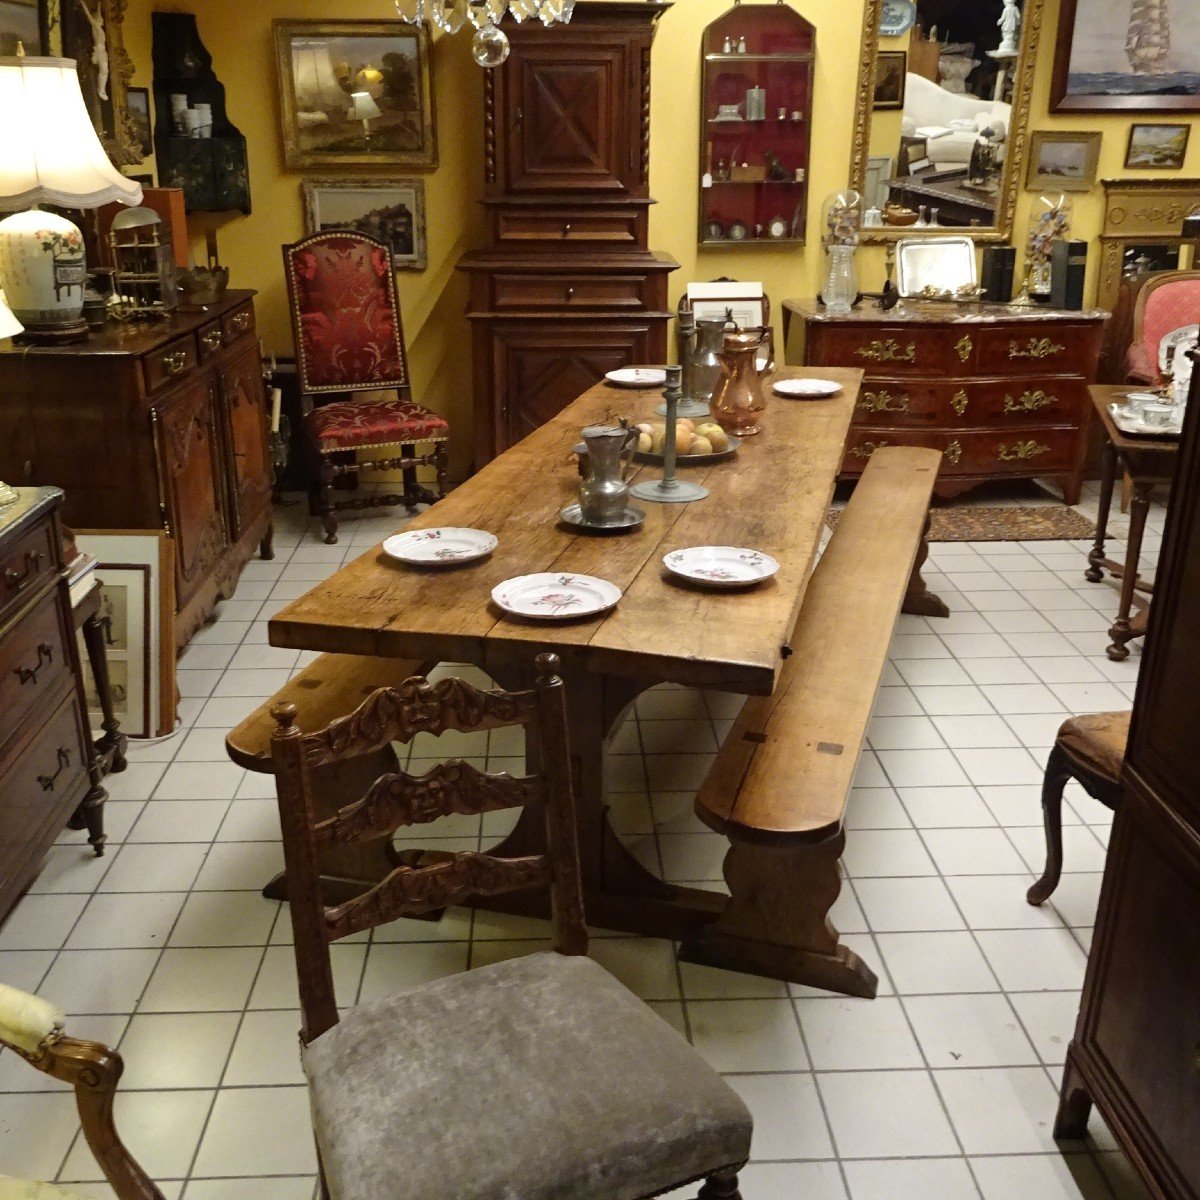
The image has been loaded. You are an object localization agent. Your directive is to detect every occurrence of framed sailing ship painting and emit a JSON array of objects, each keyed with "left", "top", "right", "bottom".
[{"left": 1051, "top": 0, "right": 1200, "bottom": 112}]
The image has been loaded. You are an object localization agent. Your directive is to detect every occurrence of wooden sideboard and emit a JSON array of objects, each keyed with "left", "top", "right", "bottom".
[
  {"left": 459, "top": 1, "right": 678, "bottom": 465},
  {"left": 0, "top": 291, "right": 273, "bottom": 650},
  {"left": 1056, "top": 355, "right": 1200, "bottom": 1200},
  {"left": 0, "top": 489, "right": 104, "bottom": 919},
  {"left": 784, "top": 300, "right": 1107, "bottom": 504}
]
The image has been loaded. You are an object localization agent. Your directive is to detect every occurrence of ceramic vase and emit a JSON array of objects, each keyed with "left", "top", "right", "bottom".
[{"left": 0, "top": 210, "right": 87, "bottom": 331}]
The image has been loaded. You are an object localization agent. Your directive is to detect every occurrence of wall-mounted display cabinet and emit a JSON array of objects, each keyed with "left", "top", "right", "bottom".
[{"left": 699, "top": 2, "right": 815, "bottom": 248}]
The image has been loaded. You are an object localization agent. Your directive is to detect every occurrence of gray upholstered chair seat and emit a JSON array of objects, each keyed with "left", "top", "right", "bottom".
[{"left": 303, "top": 951, "right": 752, "bottom": 1200}]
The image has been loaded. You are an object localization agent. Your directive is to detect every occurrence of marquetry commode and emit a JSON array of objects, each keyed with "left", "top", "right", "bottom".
[{"left": 784, "top": 301, "right": 1107, "bottom": 503}]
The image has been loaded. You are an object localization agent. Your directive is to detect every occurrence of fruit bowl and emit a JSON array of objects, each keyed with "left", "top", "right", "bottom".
[{"left": 633, "top": 433, "right": 741, "bottom": 467}]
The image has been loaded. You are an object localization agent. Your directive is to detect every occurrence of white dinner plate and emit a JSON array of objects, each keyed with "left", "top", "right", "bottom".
[
  {"left": 662, "top": 546, "right": 780, "bottom": 589},
  {"left": 773, "top": 378, "right": 842, "bottom": 399},
  {"left": 605, "top": 367, "right": 667, "bottom": 389},
  {"left": 492, "top": 573, "right": 622, "bottom": 620},
  {"left": 383, "top": 528, "right": 498, "bottom": 567}
]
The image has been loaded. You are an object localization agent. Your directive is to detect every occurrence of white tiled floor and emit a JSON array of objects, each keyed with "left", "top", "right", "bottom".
[{"left": 0, "top": 482, "right": 1163, "bottom": 1199}]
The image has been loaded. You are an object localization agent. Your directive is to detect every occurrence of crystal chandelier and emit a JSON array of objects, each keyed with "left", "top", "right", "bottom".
[{"left": 394, "top": 0, "right": 576, "bottom": 68}]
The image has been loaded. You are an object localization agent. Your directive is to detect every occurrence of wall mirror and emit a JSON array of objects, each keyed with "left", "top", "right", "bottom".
[{"left": 849, "top": 0, "right": 1046, "bottom": 242}]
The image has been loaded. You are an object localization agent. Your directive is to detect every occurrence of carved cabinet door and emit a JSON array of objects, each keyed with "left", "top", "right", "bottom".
[
  {"left": 217, "top": 342, "right": 272, "bottom": 540},
  {"left": 152, "top": 376, "right": 229, "bottom": 609},
  {"left": 503, "top": 33, "right": 645, "bottom": 196},
  {"left": 493, "top": 322, "right": 656, "bottom": 455}
]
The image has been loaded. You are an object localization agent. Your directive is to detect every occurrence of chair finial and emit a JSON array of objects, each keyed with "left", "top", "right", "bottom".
[
  {"left": 535, "top": 653, "right": 562, "bottom": 683},
  {"left": 271, "top": 702, "right": 299, "bottom": 731}
]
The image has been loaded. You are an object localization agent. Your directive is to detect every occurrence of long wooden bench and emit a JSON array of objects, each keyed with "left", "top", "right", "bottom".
[
  {"left": 226, "top": 652, "right": 434, "bottom": 903},
  {"left": 679, "top": 446, "right": 947, "bottom": 998}
]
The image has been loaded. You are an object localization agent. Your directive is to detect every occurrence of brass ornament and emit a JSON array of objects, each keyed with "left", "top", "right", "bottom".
[
  {"left": 951, "top": 390, "right": 969, "bottom": 417},
  {"left": 997, "top": 440, "right": 1051, "bottom": 461},
  {"left": 1008, "top": 337, "right": 1065, "bottom": 360},
  {"left": 858, "top": 390, "right": 910, "bottom": 414},
  {"left": 1003, "top": 390, "right": 1056, "bottom": 413},
  {"left": 944, "top": 440, "right": 963, "bottom": 465},
  {"left": 854, "top": 339, "right": 917, "bottom": 364}
]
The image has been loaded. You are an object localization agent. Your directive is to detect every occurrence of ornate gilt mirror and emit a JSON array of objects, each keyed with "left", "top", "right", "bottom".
[{"left": 849, "top": 0, "right": 1046, "bottom": 242}]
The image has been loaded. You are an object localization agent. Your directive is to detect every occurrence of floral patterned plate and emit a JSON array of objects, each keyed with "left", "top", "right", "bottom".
[
  {"left": 605, "top": 367, "right": 668, "bottom": 389},
  {"left": 773, "top": 378, "right": 842, "bottom": 399},
  {"left": 662, "top": 546, "right": 780, "bottom": 590},
  {"left": 383, "top": 528, "right": 499, "bottom": 567},
  {"left": 492, "top": 573, "right": 622, "bottom": 620}
]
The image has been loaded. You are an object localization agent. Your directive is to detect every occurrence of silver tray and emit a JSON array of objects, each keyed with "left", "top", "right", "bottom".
[
  {"left": 1109, "top": 403, "right": 1182, "bottom": 439},
  {"left": 559, "top": 503, "right": 646, "bottom": 533},
  {"left": 895, "top": 235, "right": 978, "bottom": 298}
]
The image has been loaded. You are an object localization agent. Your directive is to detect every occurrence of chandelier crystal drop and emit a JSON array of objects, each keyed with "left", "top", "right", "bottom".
[{"left": 394, "top": 0, "right": 576, "bottom": 67}]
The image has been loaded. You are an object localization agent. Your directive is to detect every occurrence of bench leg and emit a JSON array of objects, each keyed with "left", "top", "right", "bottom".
[
  {"left": 901, "top": 515, "right": 949, "bottom": 619},
  {"left": 679, "top": 830, "right": 878, "bottom": 999}
]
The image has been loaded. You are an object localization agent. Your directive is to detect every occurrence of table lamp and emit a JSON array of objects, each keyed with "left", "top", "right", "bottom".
[
  {"left": 0, "top": 290, "right": 22, "bottom": 505},
  {"left": 347, "top": 91, "right": 381, "bottom": 145},
  {"left": 0, "top": 52, "right": 142, "bottom": 343}
]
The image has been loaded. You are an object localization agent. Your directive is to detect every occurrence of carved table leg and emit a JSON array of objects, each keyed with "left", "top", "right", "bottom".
[
  {"left": 68, "top": 785, "right": 107, "bottom": 857},
  {"left": 1087, "top": 442, "right": 1118, "bottom": 583},
  {"left": 698, "top": 1169, "right": 744, "bottom": 1200},
  {"left": 259, "top": 521, "right": 275, "bottom": 561},
  {"left": 679, "top": 830, "right": 879, "bottom": 998},
  {"left": 1054, "top": 1048, "right": 1094, "bottom": 1140},
  {"left": 901, "top": 514, "right": 949, "bottom": 619},
  {"left": 81, "top": 610, "right": 127, "bottom": 774},
  {"left": 1107, "top": 482, "right": 1152, "bottom": 662}
]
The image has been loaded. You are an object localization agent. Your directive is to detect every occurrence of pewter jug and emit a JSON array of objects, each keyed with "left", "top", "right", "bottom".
[
  {"left": 711, "top": 328, "right": 775, "bottom": 437},
  {"left": 579, "top": 424, "right": 638, "bottom": 524},
  {"left": 689, "top": 317, "right": 729, "bottom": 403}
]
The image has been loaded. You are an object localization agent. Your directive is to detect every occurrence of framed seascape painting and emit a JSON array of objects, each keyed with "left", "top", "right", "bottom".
[
  {"left": 1125, "top": 122, "right": 1191, "bottom": 168},
  {"left": 274, "top": 20, "right": 437, "bottom": 170},
  {"left": 1026, "top": 131, "right": 1103, "bottom": 191},
  {"left": 303, "top": 177, "right": 427, "bottom": 271},
  {"left": 1051, "top": 0, "right": 1200, "bottom": 113}
]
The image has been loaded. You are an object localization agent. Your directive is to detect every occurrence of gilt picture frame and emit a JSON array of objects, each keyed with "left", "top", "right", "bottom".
[
  {"left": 1051, "top": 0, "right": 1200, "bottom": 113},
  {"left": 1025, "top": 131, "right": 1103, "bottom": 191},
  {"left": 1125, "top": 122, "right": 1191, "bottom": 169},
  {"left": 302, "top": 177, "right": 427, "bottom": 271},
  {"left": 274, "top": 19, "right": 437, "bottom": 171}
]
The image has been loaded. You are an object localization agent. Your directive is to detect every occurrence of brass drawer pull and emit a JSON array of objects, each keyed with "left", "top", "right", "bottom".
[
  {"left": 854, "top": 339, "right": 916, "bottom": 364},
  {"left": 161, "top": 350, "right": 190, "bottom": 377},
  {"left": 1003, "top": 389, "right": 1056, "bottom": 414},
  {"left": 229, "top": 312, "right": 251, "bottom": 334},
  {"left": 997, "top": 440, "right": 1052, "bottom": 462},
  {"left": 201, "top": 330, "right": 224, "bottom": 353},
  {"left": 944, "top": 440, "right": 963, "bottom": 465},
  {"left": 14, "top": 642, "right": 54, "bottom": 686},
  {"left": 4, "top": 551, "right": 43, "bottom": 592},
  {"left": 1009, "top": 337, "right": 1065, "bottom": 360},
  {"left": 37, "top": 747, "right": 71, "bottom": 793},
  {"left": 858, "top": 390, "right": 909, "bottom": 414},
  {"left": 955, "top": 335, "right": 973, "bottom": 363},
  {"left": 849, "top": 440, "right": 889, "bottom": 460},
  {"left": 951, "top": 390, "right": 969, "bottom": 417}
]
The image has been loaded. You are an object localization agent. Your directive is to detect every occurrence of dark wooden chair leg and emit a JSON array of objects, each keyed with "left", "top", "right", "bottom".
[
  {"left": 697, "top": 1169, "right": 743, "bottom": 1199},
  {"left": 433, "top": 440, "right": 450, "bottom": 499},
  {"left": 400, "top": 443, "right": 419, "bottom": 508},
  {"left": 260, "top": 520, "right": 275, "bottom": 561},
  {"left": 1027, "top": 744, "right": 1073, "bottom": 905},
  {"left": 318, "top": 457, "right": 339, "bottom": 545}
]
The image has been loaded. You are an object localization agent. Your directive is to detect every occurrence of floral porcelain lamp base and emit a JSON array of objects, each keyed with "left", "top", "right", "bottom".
[{"left": 0, "top": 209, "right": 89, "bottom": 343}]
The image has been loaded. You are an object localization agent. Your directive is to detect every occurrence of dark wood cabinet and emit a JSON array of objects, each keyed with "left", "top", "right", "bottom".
[
  {"left": 461, "top": 1, "right": 678, "bottom": 465},
  {"left": 0, "top": 489, "right": 102, "bottom": 920},
  {"left": 0, "top": 291, "right": 273, "bottom": 650},
  {"left": 1056, "top": 352, "right": 1200, "bottom": 1200}
]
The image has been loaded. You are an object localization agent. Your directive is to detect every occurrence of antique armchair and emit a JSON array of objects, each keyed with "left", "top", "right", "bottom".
[
  {"left": 1124, "top": 269, "right": 1200, "bottom": 386},
  {"left": 0, "top": 983, "right": 163, "bottom": 1199},
  {"left": 1027, "top": 711, "right": 1130, "bottom": 906},
  {"left": 269, "top": 653, "right": 753, "bottom": 1200},
  {"left": 282, "top": 231, "right": 450, "bottom": 545}
]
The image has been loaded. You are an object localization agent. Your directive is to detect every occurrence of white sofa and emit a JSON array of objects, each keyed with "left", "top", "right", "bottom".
[{"left": 900, "top": 73, "right": 1011, "bottom": 166}]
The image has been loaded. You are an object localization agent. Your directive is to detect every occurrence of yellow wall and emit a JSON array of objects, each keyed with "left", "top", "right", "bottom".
[{"left": 120, "top": 0, "right": 1200, "bottom": 469}]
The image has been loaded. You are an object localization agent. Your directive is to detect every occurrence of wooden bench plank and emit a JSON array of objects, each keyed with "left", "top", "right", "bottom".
[{"left": 697, "top": 446, "right": 943, "bottom": 845}]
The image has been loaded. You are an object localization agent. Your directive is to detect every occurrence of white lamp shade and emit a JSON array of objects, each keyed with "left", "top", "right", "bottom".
[
  {"left": 347, "top": 91, "right": 381, "bottom": 122},
  {"left": 0, "top": 56, "right": 143, "bottom": 210},
  {"left": 0, "top": 290, "right": 23, "bottom": 339}
]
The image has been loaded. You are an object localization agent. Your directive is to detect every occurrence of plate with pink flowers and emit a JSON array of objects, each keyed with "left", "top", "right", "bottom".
[
  {"left": 384, "top": 528, "right": 498, "bottom": 567},
  {"left": 492, "top": 573, "right": 622, "bottom": 620},
  {"left": 662, "top": 546, "right": 780, "bottom": 589}
]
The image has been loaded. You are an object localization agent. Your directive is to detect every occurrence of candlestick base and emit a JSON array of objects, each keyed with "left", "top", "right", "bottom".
[
  {"left": 630, "top": 478, "right": 709, "bottom": 504},
  {"left": 655, "top": 399, "right": 711, "bottom": 419}
]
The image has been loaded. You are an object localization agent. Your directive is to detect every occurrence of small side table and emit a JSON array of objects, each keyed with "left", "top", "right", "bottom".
[{"left": 1086, "top": 386, "right": 1179, "bottom": 661}]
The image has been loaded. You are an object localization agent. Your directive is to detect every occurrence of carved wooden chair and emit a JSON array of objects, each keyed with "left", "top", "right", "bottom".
[
  {"left": 282, "top": 230, "right": 450, "bottom": 545},
  {"left": 269, "top": 653, "right": 752, "bottom": 1200},
  {"left": 1124, "top": 269, "right": 1200, "bottom": 386},
  {"left": 0, "top": 983, "right": 163, "bottom": 1199},
  {"left": 1027, "top": 711, "right": 1130, "bottom": 906}
]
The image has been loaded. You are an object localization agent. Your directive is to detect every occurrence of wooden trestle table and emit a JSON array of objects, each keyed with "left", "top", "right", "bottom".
[{"left": 269, "top": 367, "right": 864, "bottom": 940}]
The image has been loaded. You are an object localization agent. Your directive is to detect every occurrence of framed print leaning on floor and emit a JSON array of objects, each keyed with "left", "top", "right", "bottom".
[{"left": 1051, "top": 0, "right": 1200, "bottom": 113}]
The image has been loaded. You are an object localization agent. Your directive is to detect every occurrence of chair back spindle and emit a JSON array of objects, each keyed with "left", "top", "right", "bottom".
[{"left": 270, "top": 653, "right": 586, "bottom": 1043}]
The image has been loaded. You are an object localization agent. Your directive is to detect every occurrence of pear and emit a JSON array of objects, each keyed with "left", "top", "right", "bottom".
[
  {"left": 706, "top": 427, "right": 730, "bottom": 452},
  {"left": 675, "top": 428, "right": 696, "bottom": 454},
  {"left": 650, "top": 429, "right": 667, "bottom": 455},
  {"left": 637, "top": 431, "right": 653, "bottom": 454},
  {"left": 691, "top": 435, "right": 713, "bottom": 455}
]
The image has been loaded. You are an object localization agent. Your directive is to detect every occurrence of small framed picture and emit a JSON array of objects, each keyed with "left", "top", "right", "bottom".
[
  {"left": 126, "top": 86, "right": 152, "bottom": 158},
  {"left": 873, "top": 51, "right": 907, "bottom": 110},
  {"left": 303, "top": 177, "right": 427, "bottom": 272},
  {"left": 1124, "top": 123, "right": 1191, "bottom": 170},
  {"left": 75, "top": 531, "right": 174, "bottom": 739},
  {"left": 686, "top": 282, "right": 770, "bottom": 332},
  {"left": 1025, "top": 131, "right": 1103, "bottom": 192}
]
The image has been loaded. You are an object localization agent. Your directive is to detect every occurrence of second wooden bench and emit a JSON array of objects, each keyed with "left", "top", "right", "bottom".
[{"left": 679, "top": 446, "right": 947, "bottom": 998}]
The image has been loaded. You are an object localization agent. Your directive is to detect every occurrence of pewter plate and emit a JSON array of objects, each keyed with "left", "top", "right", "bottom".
[
  {"left": 634, "top": 433, "right": 741, "bottom": 467},
  {"left": 559, "top": 503, "right": 647, "bottom": 533}
]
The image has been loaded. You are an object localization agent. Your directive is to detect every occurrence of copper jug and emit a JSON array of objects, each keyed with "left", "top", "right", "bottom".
[{"left": 711, "top": 328, "right": 775, "bottom": 437}]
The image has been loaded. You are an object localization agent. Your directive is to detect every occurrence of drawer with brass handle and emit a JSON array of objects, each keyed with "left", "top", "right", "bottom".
[
  {"left": 842, "top": 426, "right": 1080, "bottom": 479},
  {"left": 0, "top": 688, "right": 89, "bottom": 820},
  {"left": 0, "top": 592, "right": 70, "bottom": 720},
  {"left": 0, "top": 517, "right": 56, "bottom": 626},
  {"left": 851, "top": 377, "right": 1088, "bottom": 427},
  {"left": 974, "top": 323, "right": 1104, "bottom": 376},
  {"left": 491, "top": 205, "right": 645, "bottom": 247},
  {"left": 197, "top": 321, "right": 225, "bottom": 360},
  {"left": 491, "top": 272, "right": 651, "bottom": 312},
  {"left": 142, "top": 334, "right": 198, "bottom": 393},
  {"left": 221, "top": 304, "right": 255, "bottom": 345}
]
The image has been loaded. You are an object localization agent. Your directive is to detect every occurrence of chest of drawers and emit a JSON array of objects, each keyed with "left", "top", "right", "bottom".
[
  {"left": 0, "top": 291, "right": 274, "bottom": 650},
  {"left": 784, "top": 301, "right": 1107, "bottom": 504},
  {"left": 0, "top": 489, "right": 103, "bottom": 920}
]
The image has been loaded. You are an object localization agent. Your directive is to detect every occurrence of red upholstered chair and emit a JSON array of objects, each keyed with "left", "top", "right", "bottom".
[
  {"left": 283, "top": 231, "right": 450, "bottom": 544},
  {"left": 1124, "top": 269, "right": 1200, "bottom": 386}
]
